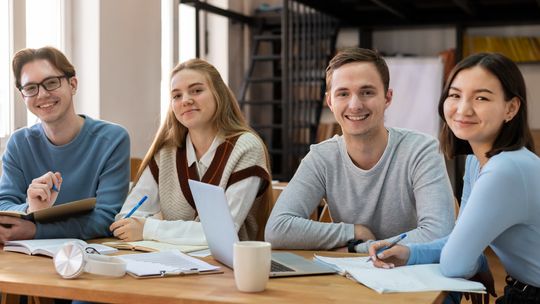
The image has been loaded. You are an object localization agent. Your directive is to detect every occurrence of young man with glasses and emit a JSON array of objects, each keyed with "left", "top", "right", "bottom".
[{"left": 0, "top": 46, "right": 130, "bottom": 243}]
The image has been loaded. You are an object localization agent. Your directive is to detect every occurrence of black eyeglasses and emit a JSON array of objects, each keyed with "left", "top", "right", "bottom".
[{"left": 19, "top": 75, "right": 68, "bottom": 97}]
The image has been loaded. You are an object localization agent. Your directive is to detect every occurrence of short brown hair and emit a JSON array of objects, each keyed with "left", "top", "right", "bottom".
[
  {"left": 439, "top": 52, "right": 534, "bottom": 159},
  {"left": 12, "top": 46, "right": 75, "bottom": 89},
  {"left": 325, "top": 47, "right": 390, "bottom": 93}
]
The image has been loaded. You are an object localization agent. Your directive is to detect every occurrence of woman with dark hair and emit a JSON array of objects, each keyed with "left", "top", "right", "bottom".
[{"left": 368, "top": 53, "right": 540, "bottom": 304}]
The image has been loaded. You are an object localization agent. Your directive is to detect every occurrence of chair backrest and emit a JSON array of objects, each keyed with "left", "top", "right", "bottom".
[
  {"left": 318, "top": 198, "right": 333, "bottom": 223},
  {"left": 454, "top": 197, "right": 460, "bottom": 221},
  {"left": 271, "top": 182, "right": 321, "bottom": 221},
  {"left": 130, "top": 158, "right": 142, "bottom": 182}
]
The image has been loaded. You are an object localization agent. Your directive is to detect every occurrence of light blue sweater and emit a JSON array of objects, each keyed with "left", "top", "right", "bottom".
[
  {"left": 0, "top": 115, "right": 130, "bottom": 240},
  {"left": 408, "top": 148, "right": 540, "bottom": 287}
]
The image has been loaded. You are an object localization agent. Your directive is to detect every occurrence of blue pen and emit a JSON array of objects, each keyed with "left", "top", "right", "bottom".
[
  {"left": 367, "top": 233, "right": 407, "bottom": 262},
  {"left": 124, "top": 195, "right": 149, "bottom": 218},
  {"left": 51, "top": 184, "right": 59, "bottom": 192}
]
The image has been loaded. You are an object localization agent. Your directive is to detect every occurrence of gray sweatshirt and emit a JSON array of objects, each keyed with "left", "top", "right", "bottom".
[{"left": 265, "top": 128, "right": 455, "bottom": 253}]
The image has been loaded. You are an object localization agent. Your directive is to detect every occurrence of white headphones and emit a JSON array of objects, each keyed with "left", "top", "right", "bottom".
[{"left": 53, "top": 242, "right": 127, "bottom": 279}]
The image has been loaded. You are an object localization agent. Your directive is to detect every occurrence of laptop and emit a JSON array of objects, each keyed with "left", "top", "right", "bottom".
[{"left": 188, "top": 179, "right": 336, "bottom": 278}]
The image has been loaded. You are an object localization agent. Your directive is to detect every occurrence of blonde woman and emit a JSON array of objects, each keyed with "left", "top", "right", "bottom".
[{"left": 110, "top": 59, "right": 272, "bottom": 245}]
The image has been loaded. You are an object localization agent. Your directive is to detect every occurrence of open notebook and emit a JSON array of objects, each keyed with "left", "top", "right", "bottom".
[
  {"left": 0, "top": 198, "right": 96, "bottom": 222},
  {"left": 314, "top": 255, "right": 486, "bottom": 294},
  {"left": 3, "top": 239, "right": 117, "bottom": 258},
  {"left": 103, "top": 240, "right": 207, "bottom": 253}
]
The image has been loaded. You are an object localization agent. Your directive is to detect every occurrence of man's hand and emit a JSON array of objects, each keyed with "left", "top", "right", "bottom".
[
  {"left": 354, "top": 224, "right": 375, "bottom": 241},
  {"left": 463, "top": 270, "right": 497, "bottom": 304},
  {"left": 109, "top": 217, "right": 146, "bottom": 241},
  {"left": 367, "top": 241, "right": 410, "bottom": 269},
  {"left": 0, "top": 216, "right": 36, "bottom": 244},
  {"left": 27, "top": 171, "right": 63, "bottom": 213}
]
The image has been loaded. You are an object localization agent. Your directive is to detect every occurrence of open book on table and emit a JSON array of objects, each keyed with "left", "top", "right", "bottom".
[
  {"left": 3, "top": 239, "right": 118, "bottom": 258},
  {"left": 118, "top": 250, "right": 221, "bottom": 278},
  {"left": 103, "top": 240, "right": 208, "bottom": 253},
  {"left": 0, "top": 198, "right": 96, "bottom": 222},
  {"left": 314, "top": 255, "right": 486, "bottom": 294}
]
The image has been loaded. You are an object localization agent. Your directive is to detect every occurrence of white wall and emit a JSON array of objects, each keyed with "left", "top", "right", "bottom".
[
  {"left": 100, "top": 0, "right": 161, "bottom": 159},
  {"left": 522, "top": 64, "right": 540, "bottom": 129},
  {"left": 71, "top": 0, "right": 161, "bottom": 159},
  {"left": 373, "top": 27, "right": 456, "bottom": 56}
]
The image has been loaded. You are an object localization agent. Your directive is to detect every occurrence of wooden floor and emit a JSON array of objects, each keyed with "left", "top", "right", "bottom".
[{"left": 460, "top": 248, "right": 506, "bottom": 303}]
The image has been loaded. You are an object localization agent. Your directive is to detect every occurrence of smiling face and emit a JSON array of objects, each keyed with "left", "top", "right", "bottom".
[
  {"left": 326, "top": 61, "right": 392, "bottom": 141},
  {"left": 170, "top": 69, "right": 217, "bottom": 132},
  {"left": 443, "top": 66, "right": 519, "bottom": 152},
  {"left": 19, "top": 59, "right": 77, "bottom": 125}
]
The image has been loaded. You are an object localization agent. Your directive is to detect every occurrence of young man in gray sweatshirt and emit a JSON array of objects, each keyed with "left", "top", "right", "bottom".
[{"left": 265, "top": 47, "right": 455, "bottom": 253}]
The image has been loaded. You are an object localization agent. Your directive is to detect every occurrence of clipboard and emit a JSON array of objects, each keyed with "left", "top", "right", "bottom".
[
  {"left": 127, "top": 268, "right": 224, "bottom": 279},
  {"left": 118, "top": 250, "right": 222, "bottom": 279}
]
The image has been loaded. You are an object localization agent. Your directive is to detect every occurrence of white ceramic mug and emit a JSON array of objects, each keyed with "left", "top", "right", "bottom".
[{"left": 233, "top": 241, "right": 271, "bottom": 292}]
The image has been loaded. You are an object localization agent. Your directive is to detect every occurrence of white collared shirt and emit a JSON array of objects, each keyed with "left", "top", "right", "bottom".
[{"left": 116, "top": 133, "right": 261, "bottom": 245}]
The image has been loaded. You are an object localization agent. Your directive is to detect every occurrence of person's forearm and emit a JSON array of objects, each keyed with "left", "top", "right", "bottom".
[
  {"left": 266, "top": 214, "right": 354, "bottom": 249},
  {"left": 143, "top": 218, "right": 207, "bottom": 245}
]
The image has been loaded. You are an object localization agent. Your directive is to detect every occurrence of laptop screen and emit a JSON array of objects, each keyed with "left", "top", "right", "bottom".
[{"left": 188, "top": 179, "right": 239, "bottom": 268}]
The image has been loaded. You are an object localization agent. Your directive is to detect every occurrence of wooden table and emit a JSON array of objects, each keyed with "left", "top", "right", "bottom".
[{"left": 0, "top": 248, "right": 444, "bottom": 304}]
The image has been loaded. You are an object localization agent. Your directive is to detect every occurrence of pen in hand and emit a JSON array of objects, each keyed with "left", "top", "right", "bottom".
[
  {"left": 123, "top": 195, "right": 149, "bottom": 219},
  {"left": 367, "top": 233, "right": 407, "bottom": 263}
]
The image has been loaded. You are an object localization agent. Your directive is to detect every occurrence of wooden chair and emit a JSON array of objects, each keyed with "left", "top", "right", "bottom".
[
  {"left": 318, "top": 198, "right": 333, "bottom": 223},
  {"left": 130, "top": 157, "right": 142, "bottom": 182},
  {"left": 454, "top": 197, "right": 460, "bottom": 220},
  {"left": 270, "top": 182, "right": 325, "bottom": 221}
]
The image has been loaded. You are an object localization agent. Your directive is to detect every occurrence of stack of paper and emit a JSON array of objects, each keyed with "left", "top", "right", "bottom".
[{"left": 314, "top": 255, "right": 486, "bottom": 294}]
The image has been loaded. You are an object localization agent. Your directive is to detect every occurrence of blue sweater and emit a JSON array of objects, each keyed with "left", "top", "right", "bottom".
[
  {"left": 407, "top": 148, "right": 540, "bottom": 287},
  {"left": 0, "top": 115, "right": 130, "bottom": 240}
]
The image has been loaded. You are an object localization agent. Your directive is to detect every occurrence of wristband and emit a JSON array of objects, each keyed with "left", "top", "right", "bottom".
[{"left": 347, "top": 239, "right": 364, "bottom": 253}]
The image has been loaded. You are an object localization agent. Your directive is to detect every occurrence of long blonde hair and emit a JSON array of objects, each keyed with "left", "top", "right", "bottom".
[{"left": 136, "top": 59, "right": 273, "bottom": 239}]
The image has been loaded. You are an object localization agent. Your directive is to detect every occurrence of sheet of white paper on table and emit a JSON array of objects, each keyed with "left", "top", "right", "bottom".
[{"left": 314, "top": 255, "right": 486, "bottom": 294}]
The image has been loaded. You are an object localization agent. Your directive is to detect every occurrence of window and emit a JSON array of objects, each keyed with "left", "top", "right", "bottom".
[
  {"left": 179, "top": 3, "right": 196, "bottom": 63},
  {"left": 160, "top": 1, "right": 196, "bottom": 122},
  {"left": 0, "top": 0, "right": 66, "bottom": 141},
  {"left": 0, "top": 0, "right": 11, "bottom": 138},
  {"left": 25, "top": 0, "right": 65, "bottom": 127}
]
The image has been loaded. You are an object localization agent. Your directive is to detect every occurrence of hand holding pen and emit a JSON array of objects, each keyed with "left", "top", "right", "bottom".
[
  {"left": 110, "top": 195, "right": 149, "bottom": 241},
  {"left": 27, "top": 171, "right": 63, "bottom": 213},
  {"left": 367, "top": 233, "right": 409, "bottom": 269}
]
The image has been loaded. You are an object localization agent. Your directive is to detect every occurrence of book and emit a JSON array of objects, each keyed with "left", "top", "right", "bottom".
[
  {"left": 103, "top": 240, "right": 208, "bottom": 253},
  {"left": 314, "top": 255, "right": 486, "bottom": 294},
  {"left": 118, "top": 250, "right": 221, "bottom": 278},
  {"left": 3, "top": 239, "right": 118, "bottom": 258},
  {"left": 0, "top": 197, "right": 96, "bottom": 222}
]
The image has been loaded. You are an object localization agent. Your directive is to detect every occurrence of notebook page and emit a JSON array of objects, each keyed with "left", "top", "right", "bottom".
[
  {"left": 314, "top": 255, "right": 485, "bottom": 294},
  {"left": 130, "top": 241, "right": 207, "bottom": 253}
]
